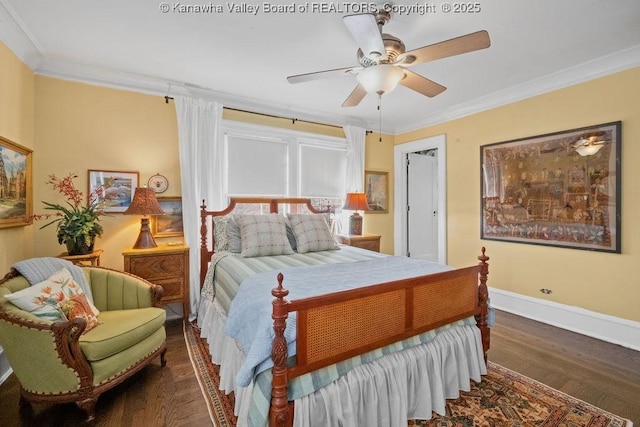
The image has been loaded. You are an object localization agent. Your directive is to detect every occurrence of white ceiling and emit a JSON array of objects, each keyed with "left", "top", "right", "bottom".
[{"left": 2, "top": 0, "right": 639, "bottom": 134}]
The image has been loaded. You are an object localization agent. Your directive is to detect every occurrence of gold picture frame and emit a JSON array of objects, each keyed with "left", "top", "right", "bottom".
[
  {"left": 0, "top": 136, "right": 32, "bottom": 228},
  {"left": 364, "top": 170, "right": 388, "bottom": 213},
  {"left": 152, "top": 196, "right": 184, "bottom": 237}
]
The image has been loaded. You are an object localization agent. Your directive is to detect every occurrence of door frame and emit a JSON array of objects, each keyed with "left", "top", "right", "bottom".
[{"left": 393, "top": 134, "right": 447, "bottom": 264}]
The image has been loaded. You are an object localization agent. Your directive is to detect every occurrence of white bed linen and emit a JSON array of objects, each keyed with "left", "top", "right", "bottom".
[{"left": 197, "top": 294, "right": 487, "bottom": 427}]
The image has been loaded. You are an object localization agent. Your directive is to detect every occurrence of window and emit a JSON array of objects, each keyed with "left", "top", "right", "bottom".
[{"left": 223, "top": 121, "right": 347, "bottom": 208}]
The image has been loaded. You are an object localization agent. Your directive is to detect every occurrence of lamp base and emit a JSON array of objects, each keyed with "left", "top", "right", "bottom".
[
  {"left": 349, "top": 212, "right": 363, "bottom": 235},
  {"left": 133, "top": 217, "right": 158, "bottom": 249}
]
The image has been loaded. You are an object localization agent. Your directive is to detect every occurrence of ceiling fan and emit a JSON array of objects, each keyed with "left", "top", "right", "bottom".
[
  {"left": 287, "top": 9, "right": 491, "bottom": 107},
  {"left": 572, "top": 132, "right": 608, "bottom": 156}
]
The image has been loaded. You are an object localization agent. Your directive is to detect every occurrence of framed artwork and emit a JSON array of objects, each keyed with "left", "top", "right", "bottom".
[
  {"left": 152, "top": 196, "right": 183, "bottom": 237},
  {"left": 88, "top": 170, "right": 139, "bottom": 213},
  {"left": 364, "top": 170, "right": 389, "bottom": 213},
  {"left": 0, "top": 136, "right": 32, "bottom": 228},
  {"left": 480, "top": 121, "right": 621, "bottom": 253}
]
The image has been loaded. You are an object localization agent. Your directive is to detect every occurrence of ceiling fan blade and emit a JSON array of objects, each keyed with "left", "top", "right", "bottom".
[
  {"left": 399, "top": 70, "right": 447, "bottom": 97},
  {"left": 399, "top": 30, "right": 490, "bottom": 66},
  {"left": 343, "top": 13, "right": 386, "bottom": 60},
  {"left": 287, "top": 66, "right": 357, "bottom": 84},
  {"left": 342, "top": 84, "right": 367, "bottom": 107}
]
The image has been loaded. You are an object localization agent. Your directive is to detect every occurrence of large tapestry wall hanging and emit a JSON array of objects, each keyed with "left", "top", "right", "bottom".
[{"left": 480, "top": 121, "right": 621, "bottom": 253}]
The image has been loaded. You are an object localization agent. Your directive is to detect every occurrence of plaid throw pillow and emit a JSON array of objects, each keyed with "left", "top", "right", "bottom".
[
  {"left": 287, "top": 214, "right": 339, "bottom": 254},
  {"left": 233, "top": 214, "right": 294, "bottom": 257}
]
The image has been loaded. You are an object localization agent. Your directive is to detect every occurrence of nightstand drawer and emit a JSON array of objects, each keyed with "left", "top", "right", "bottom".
[
  {"left": 154, "top": 278, "right": 185, "bottom": 301},
  {"left": 129, "top": 254, "right": 185, "bottom": 280},
  {"left": 355, "top": 239, "right": 380, "bottom": 252},
  {"left": 123, "top": 244, "right": 190, "bottom": 323},
  {"left": 336, "top": 233, "right": 381, "bottom": 253}
]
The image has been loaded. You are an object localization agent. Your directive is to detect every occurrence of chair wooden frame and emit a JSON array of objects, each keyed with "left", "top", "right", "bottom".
[{"left": 0, "top": 267, "right": 167, "bottom": 421}]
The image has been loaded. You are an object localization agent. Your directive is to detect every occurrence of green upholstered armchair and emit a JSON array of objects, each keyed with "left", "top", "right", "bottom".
[{"left": 0, "top": 266, "right": 167, "bottom": 421}]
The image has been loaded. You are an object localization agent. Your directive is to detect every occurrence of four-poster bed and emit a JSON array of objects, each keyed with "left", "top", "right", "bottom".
[{"left": 198, "top": 197, "right": 490, "bottom": 427}]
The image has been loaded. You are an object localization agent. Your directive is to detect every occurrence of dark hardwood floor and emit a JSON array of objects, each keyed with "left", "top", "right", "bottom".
[
  {"left": 0, "top": 311, "right": 638, "bottom": 426},
  {"left": 490, "top": 310, "right": 640, "bottom": 425},
  {"left": 0, "top": 319, "right": 212, "bottom": 427}
]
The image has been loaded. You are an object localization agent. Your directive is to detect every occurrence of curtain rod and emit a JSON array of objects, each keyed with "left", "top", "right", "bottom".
[{"left": 164, "top": 96, "right": 372, "bottom": 134}]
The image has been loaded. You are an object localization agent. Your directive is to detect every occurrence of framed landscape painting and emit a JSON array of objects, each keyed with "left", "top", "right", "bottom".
[
  {"left": 88, "top": 170, "right": 139, "bottom": 213},
  {"left": 0, "top": 136, "right": 32, "bottom": 228},
  {"left": 480, "top": 121, "right": 621, "bottom": 253},
  {"left": 152, "top": 197, "right": 183, "bottom": 237}
]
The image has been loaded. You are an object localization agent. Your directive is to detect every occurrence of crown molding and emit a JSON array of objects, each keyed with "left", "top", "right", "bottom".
[
  {"left": 34, "top": 57, "right": 370, "bottom": 132},
  {"left": 2, "top": 1, "right": 638, "bottom": 136},
  {"left": 395, "top": 44, "right": 640, "bottom": 134},
  {"left": 0, "top": 0, "right": 44, "bottom": 68}
]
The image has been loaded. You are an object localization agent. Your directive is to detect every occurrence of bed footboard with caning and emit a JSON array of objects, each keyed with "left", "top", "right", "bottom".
[{"left": 269, "top": 248, "right": 490, "bottom": 427}]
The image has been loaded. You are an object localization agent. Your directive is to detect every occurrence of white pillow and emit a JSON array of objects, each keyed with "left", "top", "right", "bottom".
[
  {"left": 5, "top": 268, "right": 99, "bottom": 321},
  {"left": 233, "top": 214, "right": 294, "bottom": 257},
  {"left": 287, "top": 214, "right": 339, "bottom": 254}
]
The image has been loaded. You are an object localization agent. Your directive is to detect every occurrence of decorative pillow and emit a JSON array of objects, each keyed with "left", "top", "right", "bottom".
[
  {"left": 233, "top": 214, "right": 294, "bottom": 257},
  {"left": 213, "top": 215, "right": 242, "bottom": 253},
  {"left": 4, "top": 268, "right": 99, "bottom": 322},
  {"left": 285, "top": 218, "right": 297, "bottom": 252},
  {"left": 287, "top": 214, "right": 339, "bottom": 254},
  {"left": 59, "top": 294, "right": 100, "bottom": 333}
]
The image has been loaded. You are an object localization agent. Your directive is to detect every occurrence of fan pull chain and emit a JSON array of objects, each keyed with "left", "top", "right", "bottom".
[{"left": 378, "top": 94, "right": 383, "bottom": 143}]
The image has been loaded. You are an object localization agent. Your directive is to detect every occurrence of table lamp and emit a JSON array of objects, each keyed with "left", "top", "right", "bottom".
[
  {"left": 343, "top": 192, "right": 370, "bottom": 235},
  {"left": 124, "top": 187, "right": 165, "bottom": 249}
]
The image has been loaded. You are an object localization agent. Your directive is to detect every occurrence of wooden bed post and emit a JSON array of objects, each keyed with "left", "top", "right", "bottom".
[
  {"left": 270, "top": 273, "right": 291, "bottom": 427},
  {"left": 200, "top": 200, "right": 209, "bottom": 288},
  {"left": 476, "top": 247, "right": 490, "bottom": 363}
]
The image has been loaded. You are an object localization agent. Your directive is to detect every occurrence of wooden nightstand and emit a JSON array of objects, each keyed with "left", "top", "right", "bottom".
[
  {"left": 123, "top": 244, "right": 189, "bottom": 323},
  {"left": 336, "top": 233, "right": 381, "bottom": 252}
]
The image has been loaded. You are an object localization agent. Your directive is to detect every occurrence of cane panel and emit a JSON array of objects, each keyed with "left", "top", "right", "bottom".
[
  {"left": 299, "top": 290, "right": 405, "bottom": 366},
  {"left": 412, "top": 273, "right": 478, "bottom": 329}
]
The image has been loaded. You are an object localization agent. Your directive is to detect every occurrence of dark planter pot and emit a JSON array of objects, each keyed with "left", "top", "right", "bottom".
[{"left": 65, "top": 236, "right": 96, "bottom": 255}]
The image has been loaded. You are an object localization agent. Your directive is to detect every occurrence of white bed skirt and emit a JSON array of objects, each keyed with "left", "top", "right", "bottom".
[{"left": 197, "top": 297, "right": 487, "bottom": 427}]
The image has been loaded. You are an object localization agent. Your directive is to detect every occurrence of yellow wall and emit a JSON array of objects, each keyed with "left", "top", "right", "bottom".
[
  {"left": 0, "top": 43, "right": 35, "bottom": 273},
  {"left": 395, "top": 67, "right": 640, "bottom": 322},
  {"left": 364, "top": 132, "right": 395, "bottom": 254},
  {"left": 5, "top": 38, "right": 637, "bottom": 323},
  {"left": 32, "top": 77, "right": 181, "bottom": 269}
]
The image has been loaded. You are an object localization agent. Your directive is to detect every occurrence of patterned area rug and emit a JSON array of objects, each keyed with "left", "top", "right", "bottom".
[{"left": 184, "top": 324, "right": 631, "bottom": 427}]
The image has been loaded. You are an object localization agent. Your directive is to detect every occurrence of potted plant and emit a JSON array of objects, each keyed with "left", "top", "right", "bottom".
[{"left": 34, "top": 173, "right": 112, "bottom": 255}]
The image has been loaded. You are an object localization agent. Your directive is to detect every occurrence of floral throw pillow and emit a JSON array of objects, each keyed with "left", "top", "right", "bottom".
[
  {"left": 5, "top": 268, "right": 99, "bottom": 322},
  {"left": 213, "top": 215, "right": 242, "bottom": 253},
  {"left": 233, "top": 214, "right": 294, "bottom": 258},
  {"left": 59, "top": 294, "right": 100, "bottom": 333}
]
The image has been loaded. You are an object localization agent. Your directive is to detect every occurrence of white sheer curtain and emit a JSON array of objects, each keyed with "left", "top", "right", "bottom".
[
  {"left": 338, "top": 125, "right": 366, "bottom": 234},
  {"left": 175, "top": 96, "right": 224, "bottom": 321}
]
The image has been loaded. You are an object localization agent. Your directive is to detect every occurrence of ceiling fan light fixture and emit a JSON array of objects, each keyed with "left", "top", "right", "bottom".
[
  {"left": 576, "top": 143, "right": 604, "bottom": 156},
  {"left": 357, "top": 64, "right": 405, "bottom": 96}
]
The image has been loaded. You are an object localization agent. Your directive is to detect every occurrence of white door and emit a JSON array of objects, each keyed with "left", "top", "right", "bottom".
[
  {"left": 394, "top": 134, "right": 447, "bottom": 264},
  {"left": 407, "top": 151, "right": 438, "bottom": 261}
]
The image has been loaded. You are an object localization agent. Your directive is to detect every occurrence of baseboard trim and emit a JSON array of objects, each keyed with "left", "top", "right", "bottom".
[{"left": 489, "top": 288, "right": 640, "bottom": 351}]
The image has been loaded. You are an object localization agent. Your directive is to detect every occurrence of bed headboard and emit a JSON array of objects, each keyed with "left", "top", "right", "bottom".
[{"left": 199, "top": 197, "right": 330, "bottom": 287}]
